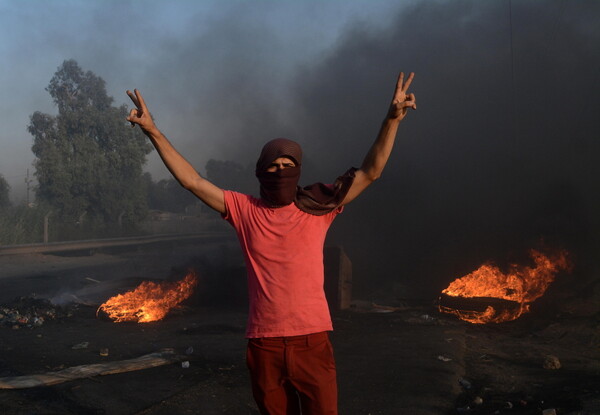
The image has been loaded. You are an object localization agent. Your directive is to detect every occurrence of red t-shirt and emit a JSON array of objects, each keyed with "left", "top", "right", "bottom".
[{"left": 223, "top": 190, "right": 342, "bottom": 338}]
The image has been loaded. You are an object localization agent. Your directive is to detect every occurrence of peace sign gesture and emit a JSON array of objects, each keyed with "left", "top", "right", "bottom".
[
  {"left": 387, "top": 72, "right": 416, "bottom": 121},
  {"left": 126, "top": 89, "right": 156, "bottom": 132}
]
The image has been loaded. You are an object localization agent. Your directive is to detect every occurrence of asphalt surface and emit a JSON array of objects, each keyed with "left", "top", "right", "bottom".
[{"left": 0, "top": 250, "right": 466, "bottom": 415}]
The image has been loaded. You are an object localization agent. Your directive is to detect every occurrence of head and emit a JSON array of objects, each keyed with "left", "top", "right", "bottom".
[{"left": 255, "top": 138, "right": 303, "bottom": 207}]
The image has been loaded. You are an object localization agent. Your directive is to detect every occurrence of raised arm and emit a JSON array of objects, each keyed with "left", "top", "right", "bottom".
[
  {"left": 126, "top": 89, "right": 225, "bottom": 214},
  {"left": 342, "top": 72, "right": 416, "bottom": 205}
]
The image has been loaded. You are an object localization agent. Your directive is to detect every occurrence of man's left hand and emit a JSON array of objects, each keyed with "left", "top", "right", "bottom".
[{"left": 387, "top": 72, "right": 416, "bottom": 121}]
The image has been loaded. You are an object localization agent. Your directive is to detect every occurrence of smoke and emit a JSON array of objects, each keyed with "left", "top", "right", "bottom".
[
  {"left": 3, "top": 0, "right": 599, "bottom": 298},
  {"left": 285, "top": 0, "right": 600, "bottom": 297}
]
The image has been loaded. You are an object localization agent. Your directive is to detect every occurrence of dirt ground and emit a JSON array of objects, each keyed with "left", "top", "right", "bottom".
[{"left": 0, "top": 250, "right": 598, "bottom": 414}]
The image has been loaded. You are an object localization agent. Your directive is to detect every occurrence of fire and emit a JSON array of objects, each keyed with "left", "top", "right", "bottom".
[
  {"left": 439, "top": 249, "right": 569, "bottom": 324},
  {"left": 97, "top": 272, "right": 198, "bottom": 323}
]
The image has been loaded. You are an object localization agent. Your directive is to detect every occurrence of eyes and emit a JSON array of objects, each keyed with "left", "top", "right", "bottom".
[
  {"left": 269, "top": 162, "right": 295, "bottom": 169},
  {"left": 267, "top": 158, "right": 296, "bottom": 172}
]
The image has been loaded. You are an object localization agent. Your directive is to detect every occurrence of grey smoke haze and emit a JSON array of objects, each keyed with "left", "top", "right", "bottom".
[
  {"left": 1, "top": 1, "right": 598, "bottom": 297},
  {"left": 298, "top": 0, "right": 600, "bottom": 296}
]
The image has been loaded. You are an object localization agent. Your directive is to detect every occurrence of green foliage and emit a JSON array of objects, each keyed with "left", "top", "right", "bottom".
[
  {"left": 0, "top": 204, "right": 46, "bottom": 245},
  {"left": 0, "top": 174, "right": 10, "bottom": 208},
  {"left": 28, "top": 60, "right": 152, "bottom": 232}
]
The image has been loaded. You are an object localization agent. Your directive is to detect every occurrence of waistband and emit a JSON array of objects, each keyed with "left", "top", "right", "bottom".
[{"left": 248, "top": 331, "right": 329, "bottom": 347}]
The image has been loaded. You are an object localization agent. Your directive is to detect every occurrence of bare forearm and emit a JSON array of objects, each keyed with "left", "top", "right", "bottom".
[
  {"left": 360, "top": 117, "right": 401, "bottom": 181},
  {"left": 142, "top": 126, "right": 202, "bottom": 189}
]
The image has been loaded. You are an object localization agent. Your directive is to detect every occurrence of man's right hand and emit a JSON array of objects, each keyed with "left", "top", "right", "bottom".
[{"left": 126, "top": 89, "right": 157, "bottom": 133}]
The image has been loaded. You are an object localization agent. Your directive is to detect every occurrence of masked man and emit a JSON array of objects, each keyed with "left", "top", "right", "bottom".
[{"left": 126, "top": 72, "right": 416, "bottom": 415}]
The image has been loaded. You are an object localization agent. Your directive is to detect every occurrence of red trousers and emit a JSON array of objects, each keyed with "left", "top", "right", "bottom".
[{"left": 246, "top": 331, "right": 338, "bottom": 415}]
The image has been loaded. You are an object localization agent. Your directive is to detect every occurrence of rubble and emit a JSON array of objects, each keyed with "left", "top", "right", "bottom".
[
  {"left": 71, "top": 342, "right": 89, "bottom": 350},
  {"left": 543, "top": 355, "right": 561, "bottom": 370},
  {"left": 458, "top": 378, "right": 472, "bottom": 390},
  {"left": 0, "top": 296, "right": 76, "bottom": 329}
]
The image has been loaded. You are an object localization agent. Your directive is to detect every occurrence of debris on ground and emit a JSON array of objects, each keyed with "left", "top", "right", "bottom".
[
  {"left": 459, "top": 377, "right": 472, "bottom": 390},
  {"left": 348, "top": 300, "right": 408, "bottom": 313},
  {"left": 0, "top": 296, "right": 77, "bottom": 329},
  {"left": 0, "top": 351, "right": 186, "bottom": 389},
  {"left": 542, "top": 354, "right": 561, "bottom": 370},
  {"left": 71, "top": 341, "right": 89, "bottom": 350}
]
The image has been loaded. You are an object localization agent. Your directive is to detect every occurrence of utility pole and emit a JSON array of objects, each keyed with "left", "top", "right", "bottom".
[{"left": 24, "top": 168, "right": 33, "bottom": 206}]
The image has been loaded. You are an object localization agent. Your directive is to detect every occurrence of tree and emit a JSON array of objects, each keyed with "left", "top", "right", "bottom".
[
  {"left": 143, "top": 173, "right": 198, "bottom": 213},
  {"left": 28, "top": 60, "right": 152, "bottom": 230},
  {"left": 0, "top": 174, "right": 10, "bottom": 209}
]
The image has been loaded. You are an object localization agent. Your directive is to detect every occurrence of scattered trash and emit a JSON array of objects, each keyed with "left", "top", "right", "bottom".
[
  {"left": 181, "top": 361, "right": 190, "bottom": 369},
  {"left": 471, "top": 396, "right": 483, "bottom": 406},
  {"left": 0, "top": 296, "right": 77, "bottom": 329},
  {"left": 542, "top": 409, "right": 557, "bottom": 415},
  {"left": 458, "top": 378, "right": 472, "bottom": 389},
  {"left": 504, "top": 401, "right": 513, "bottom": 409},
  {"left": 543, "top": 355, "right": 561, "bottom": 370},
  {"left": 185, "top": 346, "right": 194, "bottom": 355},
  {"left": 72, "top": 342, "right": 89, "bottom": 350},
  {"left": 99, "top": 348, "right": 109, "bottom": 357},
  {"left": 420, "top": 314, "right": 436, "bottom": 322},
  {"left": 85, "top": 277, "right": 101, "bottom": 283},
  {"left": 437, "top": 355, "right": 452, "bottom": 362},
  {"left": 31, "top": 316, "right": 44, "bottom": 326},
  {"left": 456, "top": 406, "right": 470, "bottom": 414}
]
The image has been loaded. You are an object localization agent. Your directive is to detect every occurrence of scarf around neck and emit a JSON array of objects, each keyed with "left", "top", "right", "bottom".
[{"left": 255, "top": 138, "right": 356, "bottom": 215}]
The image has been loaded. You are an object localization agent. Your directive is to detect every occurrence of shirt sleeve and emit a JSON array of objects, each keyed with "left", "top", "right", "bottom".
[{"left": 222, "top": 190, "right": 240, "bottom": 225}]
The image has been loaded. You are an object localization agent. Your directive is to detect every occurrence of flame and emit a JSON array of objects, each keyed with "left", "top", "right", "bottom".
[
  {"left": 97, "top": 272, "right": 198, "bottom": 323},
  {"left": 439, "top": 249, "right": 569, "bottom": 324}
]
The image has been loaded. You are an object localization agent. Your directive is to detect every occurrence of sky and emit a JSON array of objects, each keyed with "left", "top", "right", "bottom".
[
  {"left": 0, "top": 0, "right": 403, "bottom": 200},
  {"left": 1, "top": 0, "right": 599, "bottom": 296}
]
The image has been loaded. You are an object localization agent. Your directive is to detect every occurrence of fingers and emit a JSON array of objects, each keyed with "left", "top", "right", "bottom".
[
  {"left": 393, "top": 71, "right": 415, "bottom": 101},
  {"left": 396, "top": 72, "right": 405, "bottom": 91},
  {"left": 407, "top": 93, "right": 416, "bottom": 110},
  {"left": 126, "top": 90, "right": 140, "bottom": 108},
  {"left": 402, "top": 72, "right": 415, "bottom": 92},
  {"left": 126, "top": 89, "right": 150, "bottom": 128},
  {"left": 127, "top": 108, "right": 139, "bottom": 127},
  {"left": 134, "top": 89, "right": 148, "bottom": 111},
  {"left": 126, "top": 89, "right": 148, "bottom": 112}
]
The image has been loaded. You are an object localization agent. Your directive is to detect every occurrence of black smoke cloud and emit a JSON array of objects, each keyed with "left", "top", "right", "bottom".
[
  {"left": 285, "top": 0, "right": 600, "bottom": 297},
  {"left": 91, "top": 0, "right": 598, "bottom": 299}
]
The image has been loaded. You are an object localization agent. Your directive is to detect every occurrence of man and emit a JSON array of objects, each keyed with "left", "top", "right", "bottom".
[{"left": 126, "top": 72, "right": 416, "bottom": 415}]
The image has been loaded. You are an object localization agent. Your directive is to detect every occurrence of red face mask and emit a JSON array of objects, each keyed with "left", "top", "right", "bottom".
[
  {"left": 256, "top": 166, "right": 301, "bottom": 207},
  {"left": 255, "top": 138, "right": 303, "bottom": 207}
]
